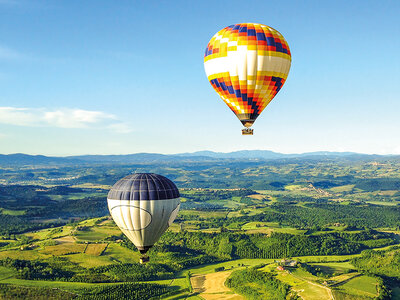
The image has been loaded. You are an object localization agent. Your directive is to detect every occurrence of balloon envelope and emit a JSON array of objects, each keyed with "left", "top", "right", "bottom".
[
  {"left": 204, "top": 23, "right": 291, "bottom": 128},
  {"left": 107, "top": 173, "right": 180, "bottom": 254}
]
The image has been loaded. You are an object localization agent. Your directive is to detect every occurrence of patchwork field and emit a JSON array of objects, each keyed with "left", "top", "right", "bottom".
[
  {"left": 191, "top": 271, "right": 243, "bottom": 300},
  {"left": 84, "top": 243, "right": 108, "bottom": 255},
  {"left": 2, "top": 158, "right": 400, "bottom": 299},
  {"left": 42, "top": 242, "right": 85, "bottom": 256}
]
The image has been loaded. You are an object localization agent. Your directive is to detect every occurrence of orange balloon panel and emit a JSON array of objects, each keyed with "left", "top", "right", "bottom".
[{"left": 204, "top": 23, "right": 291, "bottom": 127}]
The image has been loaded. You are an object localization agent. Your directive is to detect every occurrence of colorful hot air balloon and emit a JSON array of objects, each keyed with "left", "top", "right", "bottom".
[
  {"left": 107, "top": 173, "right": 180, "bottom": 263},
  {"left": 204, "top": 23, "right": 291, "bottom": 135}
]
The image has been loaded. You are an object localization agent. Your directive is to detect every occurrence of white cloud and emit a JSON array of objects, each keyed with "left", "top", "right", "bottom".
[
  {"left": 0, "top": 107, "right": 132, "bottom": 133},
  {"left": 43, "top": 109, "right": 115, "bottom": 128},
  {"left": 0, "top": 107, "right": 38, "bottom": 126}
]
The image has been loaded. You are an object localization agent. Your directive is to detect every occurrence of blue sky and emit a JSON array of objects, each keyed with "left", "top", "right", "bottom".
[{"left": 0, "top": 0, "right": 399, "bottom": 155}]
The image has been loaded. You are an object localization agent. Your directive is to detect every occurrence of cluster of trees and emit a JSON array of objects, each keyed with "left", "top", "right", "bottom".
[
  {"left": 228, "top": 202, "right": 400, "bottom": 229},
  {"left": 349, "top": 246, "right": 400, "bottom": 297},
  {"left": 354, "top": 178, "right": 400, "bottom": 191},
  {"left": 180, "top": 201, "right": 224, "bottom": 210},
  {"left": 0, "top": 215, "right": 52, "bottom": 235},
  {"left": 0, "top": 257, "right": 113, "bottom": 283},
  {"left": 191, "top": 202, "right": 400, "bottom": 232},
  {"left": 76, "top": 283, "right": 169, "bottom": 300},
  {"left": 0, "top": 281, "right": 170, "bottom": 300},
  {"left": 225, "top": 268, "right": 290, "bottom": 300},
  {"left": 178, "top": 200, "right": 400, "bottom": 231},
  {"left": 275, "top": 194, "right": 327, "bottom": 203},
  {"left": 0, "top": 253, "right": 221, "bottom": 286},
  {"left": 26, "top": 195, "right": 108, "bottom": 219},
  {"left": 0, "top": 184, "right": 110, "bottom": 234},
  {"left": 0, "top": 185, "right": 53, "bottom": 206},
  {"left": 352, "top": 246, "right": 400, "bottom": 279},
  {"left": 92, "top": 263, "right": 174, "bottom": 281},
  {"left": 181, "top": 189, "right": 255, "bottom": 202},
  {"left": 0, "top": 257, "right": 177, "bottom": 284},
  {"left": 155, "top": 230, "right": 393, "bottom": 262},
  {"left": 0, "top": 258, "right": 74, "bottom": 281},
  {"left": 0, "top": 283, "right": 76, "bottom": 300},
  {"left": 0, "top": 185, "right": 55, "bottom": 233}
]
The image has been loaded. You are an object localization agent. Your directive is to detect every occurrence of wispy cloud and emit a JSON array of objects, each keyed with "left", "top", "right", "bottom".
[
  {"left": 43, "top": 109, "right": 116, "bottom": 128},
  {"left": 107, "top": 123, "right": 133, "bottom": 134},
  {"left": 0, "top": 107, "right": 133, "bottom": 133},
  {"left": 0, "top": 45, "right": 25, "bottom": 60}
]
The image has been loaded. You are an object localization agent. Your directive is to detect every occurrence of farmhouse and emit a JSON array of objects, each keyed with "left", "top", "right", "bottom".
[{"left": 280, "top": 259, "right": 298, "bottom": 267}]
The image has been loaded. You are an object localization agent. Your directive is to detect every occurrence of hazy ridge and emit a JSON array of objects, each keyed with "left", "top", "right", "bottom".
[{"left": 0, "top": 150, "right": 397, "bottom": 165}]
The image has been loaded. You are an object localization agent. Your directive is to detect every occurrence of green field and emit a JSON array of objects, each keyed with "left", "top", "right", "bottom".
[
  {"left": 310, "top": 261, "right": 355, "bottom": 276},
  {"left": 185, "top": 258, "right": 274, "bottom": 275},
  {"left": 74, "top": 226, "right": 120, "bottom": 241},
  {"left": 292, "top": 254, "right": 360, "bottom": 262},
  {"left": 366, "top": 200, "right": 399, "bottom": 206},
  {"left": 0, "top": 208, "right": 26, "bottom": 216},
  {"left": 294, "top": 281, "right": 331, "bottom": 300},
  {"left": 178, "top": 210, "right": 228, "bottom": 219},
  {"left": 240, "top": 221, "right": 307, "bottom": 235},
  {"left": 0, "top": 266, "right": 16, "bottom": 280},
  {"left": 65, "top": 252, "right": 114, "bottom": 268},
  {"left": 336, "top": 275, "right": 378, "bottom": 298},
  {"left": 104, "top": 243, "right": 139, "bottom": 264},
  {"left": 329, "top": 185, "right": 355, "bottom": 193},
  {"left": 42, "top": 242, "right": 85, "bottom": 256},
  {"left": 241, "top": 221, "right": 279, "bottom": 230},
  {"left": 0, "top": 249, "right": 46, "bottom": 260},
  {"left": 25, "top": 225, "right": 73, "bottom": 240}
]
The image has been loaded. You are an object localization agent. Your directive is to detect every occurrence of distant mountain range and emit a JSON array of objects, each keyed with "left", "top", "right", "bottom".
[
  {"left": 175, "top": 150, "right": 362, "bottom": 159},
  {"left": 0, "top": 151, "right": 397, "bottom": 165}
]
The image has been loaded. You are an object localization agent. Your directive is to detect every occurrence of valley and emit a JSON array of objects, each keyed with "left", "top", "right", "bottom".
[{"left": 0, "top": 154, "right": 400, "bottom": 299}]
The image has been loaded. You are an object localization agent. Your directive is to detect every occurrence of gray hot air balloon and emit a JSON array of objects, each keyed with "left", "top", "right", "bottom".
[{"left": 107, "top": 173, "right": 180, "bottom": 263}]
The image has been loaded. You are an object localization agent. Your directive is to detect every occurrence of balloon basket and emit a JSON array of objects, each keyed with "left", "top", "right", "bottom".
[
  {"left": 242, "top": 128, "right": 253, "bottom": 135},
  {"left": 139, "top": 255, "right": 150, "bottom": 264}
]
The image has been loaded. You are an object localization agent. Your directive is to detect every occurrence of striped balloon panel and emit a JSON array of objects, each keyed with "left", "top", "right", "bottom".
[
  {"left": 204, "top": 23, "right": 291, "bottom": 122},
  {"left": 108, "top": 173, "right": 180, "bottom": 201}
]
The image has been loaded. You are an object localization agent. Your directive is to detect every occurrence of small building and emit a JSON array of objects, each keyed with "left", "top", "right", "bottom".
[
  {"left": 277, "top": 266, "right": 285, "bottom": 271},
  {"left": 280, "top": 259, "right": 298, "bottom": 267}
]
